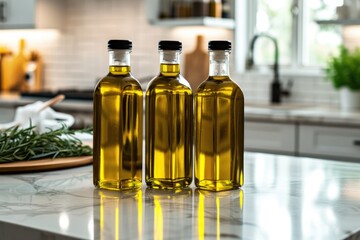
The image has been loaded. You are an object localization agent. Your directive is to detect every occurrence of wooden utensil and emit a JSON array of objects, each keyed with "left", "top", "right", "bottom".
[
  {"left": 184, "top": 35, "right": 209, "bottom": 90},
  {"left": 0, "top": 156, "right": 92, "bottom": 173},
  {"left": 37, "top": 94, "right": 65, "bottom": 113}
]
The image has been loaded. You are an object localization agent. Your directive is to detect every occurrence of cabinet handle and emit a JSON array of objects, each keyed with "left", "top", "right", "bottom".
[
  {"left": 354, "top": 140, "right": 360, "bottom": 146},
  {"left": 0, "top": 1, "right": 6, "bottom": 22}
]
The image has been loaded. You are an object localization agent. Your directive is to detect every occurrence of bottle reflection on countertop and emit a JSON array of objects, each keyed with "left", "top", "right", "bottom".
[
  {"left": 93, "top": 189, "right": 143, "bottom": 240},
  {"left": 194, "top": 189, "right": 244, "bottom": 239},
  {"left": 144, "top": 188, "right": 193, "bottom": 239}
]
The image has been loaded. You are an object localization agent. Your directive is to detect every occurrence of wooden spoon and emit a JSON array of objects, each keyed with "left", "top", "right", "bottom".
[{"left": 37, "top": 94, "right": 65, "bottom": 113}]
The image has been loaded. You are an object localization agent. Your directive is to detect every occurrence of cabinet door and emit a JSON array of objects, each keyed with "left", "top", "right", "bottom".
[
  {"left": 0, "top": 0, "right": 35, "bottom": 29},
  {"left": 245, "top": 121, "right": 296, "bottom": 154},
  {"left": 299, "top": 125, "right": 360, "bottom": 160}
]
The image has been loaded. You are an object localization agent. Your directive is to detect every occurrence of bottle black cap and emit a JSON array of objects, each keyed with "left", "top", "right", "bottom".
[
  {"left": 158, "top": 40, "right": 182, "bottom": 50},
  {"left": 108, "top": 40, "right": 132, "bottom": 50},
  {"left": 208, "top": 41, "right": 231, "bottom": 50}
]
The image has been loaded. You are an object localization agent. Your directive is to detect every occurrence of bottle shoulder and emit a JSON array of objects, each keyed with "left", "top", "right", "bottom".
[
  {"left": 95, "top": 73, "right": 143, "bottom": 95},
  {"left": 196, "top": 77, "right": 244, "bottom": 98},
  {"left": 96, "top": 73, "right": 142, "bottom": 89},
  {"left": 197, "top": 77, "right": 242, "bottom": 90},
  {"left": 146, "top": 74, "right": 192, "bottom": 93}
]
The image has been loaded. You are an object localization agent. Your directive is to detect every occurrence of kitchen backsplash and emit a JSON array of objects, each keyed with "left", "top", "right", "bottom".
[
  {"left": 239, "top": 73, "right": 338, "bottom": 105},
  {"left": 1, "top": 0, "right": 359, "bottom": 107}
]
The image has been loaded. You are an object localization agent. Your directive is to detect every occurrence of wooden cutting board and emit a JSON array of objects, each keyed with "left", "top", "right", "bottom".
[
  {"left": 184, "top": 35, "right": 209, "bottom": 90},
  {"left": 0, "top": 156, "right": 93, "bottom": 173}
]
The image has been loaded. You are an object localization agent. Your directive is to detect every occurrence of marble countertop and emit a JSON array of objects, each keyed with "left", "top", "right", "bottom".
[{"left": 0, "top": 152, "right": 359, "bottom": 240}]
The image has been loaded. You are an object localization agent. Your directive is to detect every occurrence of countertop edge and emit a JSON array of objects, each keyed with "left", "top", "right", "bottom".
[
  {"left": 0, "top": 220, "right": 81, "bottom": 240},
  {"left": 1, "top": 94, "right": 360, "bottom": 127}
]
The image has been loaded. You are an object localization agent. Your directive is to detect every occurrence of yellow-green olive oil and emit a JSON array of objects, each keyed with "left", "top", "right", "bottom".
[
  {"left": 195, "top": 75, "right": 244, "bottom": 191},
  {"left": 93, "top": 65, "right": 143, "bottom": 190},
  {"left": 146, "top": 63, "right": 193, "bottom": 189}
]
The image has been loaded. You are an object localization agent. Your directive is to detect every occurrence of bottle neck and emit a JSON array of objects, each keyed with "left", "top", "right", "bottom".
[
  {"left": 159, "top": 50, "right": 180, "bottom": 76},
  {"left": 209, "top": 50, "right": 230, "bottom": 77},
  {"left": 109, "top": 49, "right": 131, "bottom": 75}
]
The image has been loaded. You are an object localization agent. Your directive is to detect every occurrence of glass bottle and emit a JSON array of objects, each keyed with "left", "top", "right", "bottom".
[
  {"left": 145, "top": 40, "right": 193, "bottom": 189},
  {"left": 93, "top": 40, "right": 143, "bottom": 191},
  {"left": 209, "top": 0, "right": 222, "bottom": 18},
  {"left": 221, "top": 0, "right": 231, "bottom": 18},
  {"left": 194, "top": 40, "right": 244, "bottom": 191},
  {"left": 193, "top": 0, "right": 209, "bottom": 17}
]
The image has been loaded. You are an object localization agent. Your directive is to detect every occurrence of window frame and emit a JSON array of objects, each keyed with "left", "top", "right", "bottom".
[{"left": 235, "top": 0, "right": 327, "bottom": 76}]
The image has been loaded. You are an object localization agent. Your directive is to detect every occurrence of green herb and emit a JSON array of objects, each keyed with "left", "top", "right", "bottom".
[
  {"left": 0, "top": 125, "right": 93, "bottom": 163},
  {"left": 325, "top": 45, "right": 360, "bottom": 90}
]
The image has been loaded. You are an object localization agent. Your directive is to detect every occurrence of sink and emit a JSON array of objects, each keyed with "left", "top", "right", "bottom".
[
  {"left": 245, "top": 103, "right": 360, "bottom": 126},
  {"left": 246, "top": 102, "right": 313, "bottom": 110},
  {"left": 245, "top": 102, "right": 314, "bottom": 116}
]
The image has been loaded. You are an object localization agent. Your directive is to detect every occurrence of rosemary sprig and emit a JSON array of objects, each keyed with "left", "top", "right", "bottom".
[{"left": 0, "top": 125, "right": 93, "bottom": 163}]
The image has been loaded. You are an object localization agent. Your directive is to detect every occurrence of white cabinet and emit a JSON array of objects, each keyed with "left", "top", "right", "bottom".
[
  {"left": 299, "top": 125, "right": 360, "bottom": 160},
  {"left": 245, "top": 121, "right": 297, "bottom": 155},
  {"left": 0, "top": 0, "right": 64, "bottom": 29},
  {"left": 245, "top": 121, "right": 360, "bottom": 161},
  {"left": 0, "top": 0, "right": 34, "bottom": 28}
]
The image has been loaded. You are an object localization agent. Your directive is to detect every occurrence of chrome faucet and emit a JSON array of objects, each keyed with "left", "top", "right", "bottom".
[{"left": 246, "top": 33, "right": 287, "bottom": 104}]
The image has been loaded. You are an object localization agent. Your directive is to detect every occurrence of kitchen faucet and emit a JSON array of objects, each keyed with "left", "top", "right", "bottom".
[{"left": 246, "top": 33, "right": 287, "bottom": 104}]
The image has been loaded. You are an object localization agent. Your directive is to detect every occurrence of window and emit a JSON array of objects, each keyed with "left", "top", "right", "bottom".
[
  {"left": 237, "top": 0, "right": 343, "bottom": 71},
  {"left": 302, "top": 0, "right": 342, "bottom": 66},
  {"left": 255, "top": 0, "right": 292, "bottom": 65}
]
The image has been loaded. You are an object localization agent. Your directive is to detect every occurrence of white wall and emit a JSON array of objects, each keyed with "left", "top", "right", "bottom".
[{"left": 0, "top": 0, "right": 351, "bottom": 107}]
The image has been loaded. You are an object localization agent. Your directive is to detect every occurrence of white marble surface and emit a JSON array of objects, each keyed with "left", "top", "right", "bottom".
[{"left": 0, "top": 152, "right": 360, "bottom": 240}]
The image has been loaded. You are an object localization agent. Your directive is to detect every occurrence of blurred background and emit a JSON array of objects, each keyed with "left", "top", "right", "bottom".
[
  {"left": 1, "top": 0, "right": 360, "bottom": 160},
  {"left": 0, "top": 0, "right": 357, "bottom": 104}
]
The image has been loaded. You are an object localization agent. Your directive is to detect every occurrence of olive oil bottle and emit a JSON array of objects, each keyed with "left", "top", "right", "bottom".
[
  {"left": 93, "top": 40, "right": 143, "bottom": 190},
  {"left": 194, "top": 41, "right": 244, "bottom": 191},
  {"left": 145, "top": 41, "right": 193, "bottom": 189}
]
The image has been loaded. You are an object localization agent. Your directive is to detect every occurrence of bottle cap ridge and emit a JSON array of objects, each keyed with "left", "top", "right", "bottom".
[
  {"left": 159, "top": 41, "right": 182, "bottom": 50},
  {"left": 208, "top": 41, "right": 231, "bottom": 50},
  {"left": 108, "top": 40, "right": 132, "bottom": 50}
]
